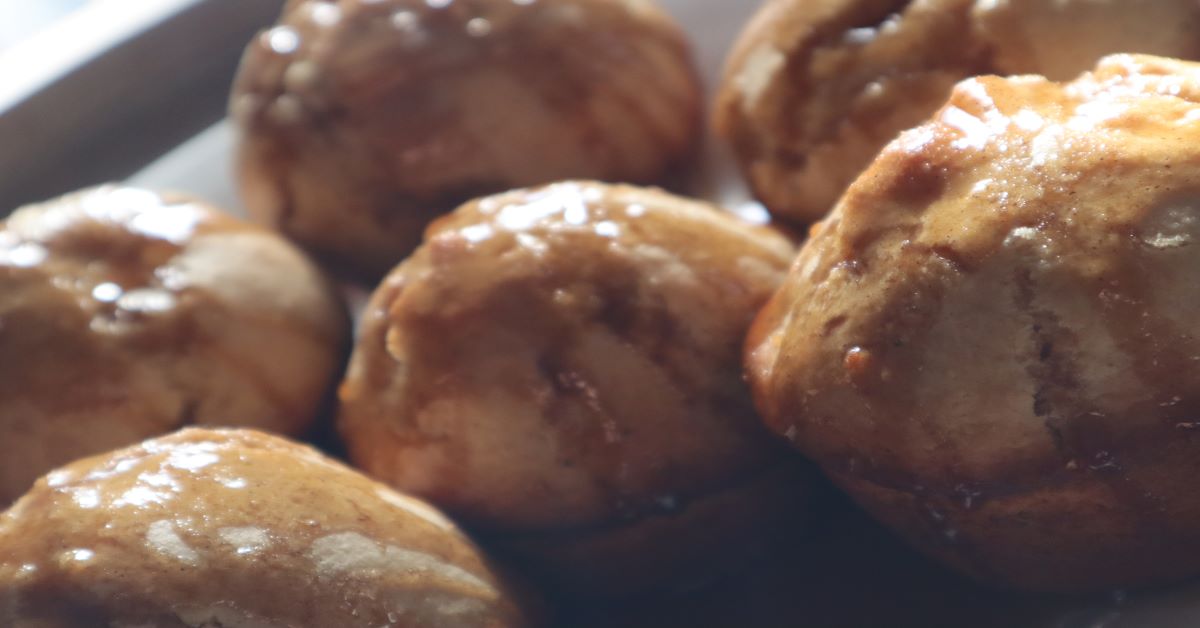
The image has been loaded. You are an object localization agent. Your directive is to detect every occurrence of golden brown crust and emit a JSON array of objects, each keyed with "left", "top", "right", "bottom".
[
  {"left": 338, "top": 181, "right": 814, "bottom": 595},
  {"left": 746, "top": 54, "right": 1200, "bottom": 592},
  {"left": 716, "top": 0, "right": 1200, "bottom": 226},
  {"left": 0, "top": 428, "right": 531, "bottom": 627},
  {"left": 231, "top": 0, "right": 702, "bottom": 277},
  {"left": 0, "top": 186, "right": 348, "bottom": 505}
]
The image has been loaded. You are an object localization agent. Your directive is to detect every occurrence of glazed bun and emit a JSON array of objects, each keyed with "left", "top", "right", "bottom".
[
  {"left": 0, "top": 186, "right": 347, "bottom": 504},
  {"left": 972, "top": 0, "right": 1200, "bottom": 81},
  {"left": 715, "top": 0, "right": 1200, "bottom": 225},
  {"left": 339, "top": 181, "right": 815, "bottom": 596},
  {"left": 747, "top": 55, "right": 1200, "bottom": 592},
  {"left": 232, "top": 0, "right": 701, "bottom": 276},
  {"left": 0, "top": 428, "right": 531, "bottom": 626}
]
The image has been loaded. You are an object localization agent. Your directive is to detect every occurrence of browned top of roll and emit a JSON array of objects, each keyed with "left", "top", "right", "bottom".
[
  {"left": 0, "top": 428, "right": 530, "bottom": 627},
  {"left": 0, "top": 186, "right": 347, "bottom": 504},
  {"left": 340, "top": 181, "right": 797, "bottom": 531},
  {"left": 748, "top": 54, "right": 1200, "bottom": 496},
  {"left": 716, "top": 0, "right": 1200, "bottom": 224}
]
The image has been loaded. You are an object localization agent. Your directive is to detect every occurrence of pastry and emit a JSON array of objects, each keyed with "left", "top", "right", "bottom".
[
  {"left": 232, "top": 0, "right": 702, "bottom": 276},
  {"left": 715, "top": 0, "right": 1200, "bottom": 225},
  {"left": 339, "top": 181, "right": 815, "bottom": 596},
  {"left": 0, "top": 428, "right": 531, "bottom": 626},
  {"left": 747, "top": 54, "right": 1200, "bottom": 592},
  {"left": 0, "top": 186, "right": 347, "bottom": 505}
]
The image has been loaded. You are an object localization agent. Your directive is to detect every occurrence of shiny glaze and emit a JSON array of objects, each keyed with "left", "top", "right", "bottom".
[
  {"left": 3, "top": 186, "right": 236, "bottom": 330},
  {"left": 716, "top": 0, "right": 1200, "bottom": 225},
  {"left": 0, "top": 428, "right": 529, "bottom": 627},
  {"left": 747, "top": 55, "right": 1200, "bottom": 591},
  {"left": 231, "top": 0, "right": 701, "bottom": 276},
  {"left": 338, "top": 181, "right": 814, "bottom": 595},
  {"left": 0, "top": 186, "right": 348, "bottom": 505}
]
